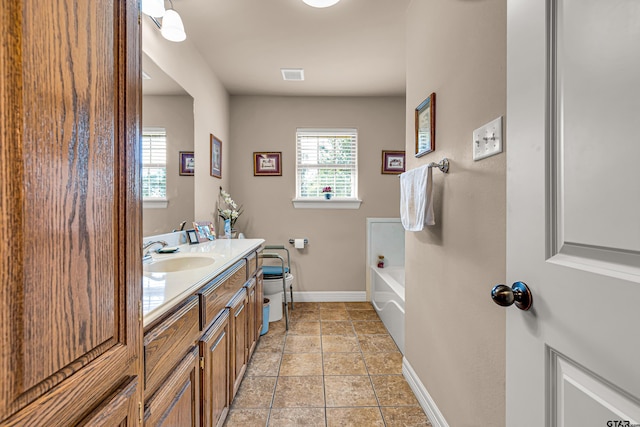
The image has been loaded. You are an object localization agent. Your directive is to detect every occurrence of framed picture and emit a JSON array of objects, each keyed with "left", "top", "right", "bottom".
[
  {"left": 193, "top": 221, "right": 215, "bottom": 242},
  {"left": 210, "top": 134, "right": 222, "bottom": 178},
  {"left": 381, "top": 150, "right": 406, "bottom": 174},
  {"left": 253, "top": 152, "right": 282, "bottom": 176},
  {"left": 179, "top": 151, "right": 194, "bottom": 176},
  {"left": 415, "top": 92, "right": 436, "bottom": 157},
  {"left": 186, "top": 229, "right": 199, "bottom": 245}
]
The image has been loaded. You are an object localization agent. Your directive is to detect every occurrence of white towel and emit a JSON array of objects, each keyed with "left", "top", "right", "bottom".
[{"left": 400, "top": 165, "right": 435, "bottom": 231}]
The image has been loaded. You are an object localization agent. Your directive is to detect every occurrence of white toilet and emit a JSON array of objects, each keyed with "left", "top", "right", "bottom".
[{"left": 263, "top": 273, "right": 294, "bottom": 322}]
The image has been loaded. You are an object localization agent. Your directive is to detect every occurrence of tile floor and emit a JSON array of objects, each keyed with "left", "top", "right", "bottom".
[{"left": 223, "top": 302, "right": 432, "bottom": 427}]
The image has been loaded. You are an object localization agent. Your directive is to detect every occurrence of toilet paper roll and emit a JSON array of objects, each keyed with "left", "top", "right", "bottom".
[{"left": 294, "top": 238, "right": 305, "bottom": 249}]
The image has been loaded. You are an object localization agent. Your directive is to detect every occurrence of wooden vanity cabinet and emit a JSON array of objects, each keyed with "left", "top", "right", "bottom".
[
  {"left": 199, "top": 311, "right": 230, "bottom": 427},
  {"left": 143, "top": 250, "right": 262, "bottom": 426},
  {"left": 228, "top": 288, "right": 249, "bottom": 400}
]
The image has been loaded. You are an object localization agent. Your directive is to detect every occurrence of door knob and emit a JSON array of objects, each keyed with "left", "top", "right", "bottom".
[{"left": 491, "top": 281, "right": 532, "bottom": 311}]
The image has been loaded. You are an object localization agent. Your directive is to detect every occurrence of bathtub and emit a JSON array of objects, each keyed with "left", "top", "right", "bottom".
[{"left": 370, "top": 266, "right": 405, "bottom": 354}]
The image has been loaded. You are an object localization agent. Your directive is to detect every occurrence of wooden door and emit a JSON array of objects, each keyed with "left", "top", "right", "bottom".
[
  {"left": 199, "top": 311, "right": 229, "bottom": 427},
  {"left": 0, "top": 0, "right": 142, "bottom": 424},
  {"left": 506, "top": 0, "right": 640, "bottom": 424}
]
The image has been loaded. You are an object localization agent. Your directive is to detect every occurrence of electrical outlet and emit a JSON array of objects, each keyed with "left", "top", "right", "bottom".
[{"left": 473, "top": 116, "right": 503, "bottom": 161}]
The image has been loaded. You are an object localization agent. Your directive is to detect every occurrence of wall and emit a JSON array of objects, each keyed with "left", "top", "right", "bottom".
[
  {"left": 142, "top": 95, "right": 195, "bottom": 236},
  {"left": 229, "top": 96, "right": 405, "bottom": 294},
  {"left": 142, "top": 20, "right": 229, "bottom": 224},
  {"left": 404, "top": 0, "right": 507, "bottom": 426}
]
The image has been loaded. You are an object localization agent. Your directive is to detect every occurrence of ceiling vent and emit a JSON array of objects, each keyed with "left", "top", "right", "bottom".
[{"left": 281, "top": 68, "right": 305, "bottom": 81}]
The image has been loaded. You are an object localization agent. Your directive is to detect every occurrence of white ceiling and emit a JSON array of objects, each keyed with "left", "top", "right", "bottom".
[{"left": 150, "top": 0, "right": 411, "bottom": 97}]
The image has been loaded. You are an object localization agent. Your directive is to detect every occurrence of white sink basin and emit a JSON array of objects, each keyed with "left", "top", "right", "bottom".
[{"left": 144, "top": 256, "right": 215, "bottom": 273}]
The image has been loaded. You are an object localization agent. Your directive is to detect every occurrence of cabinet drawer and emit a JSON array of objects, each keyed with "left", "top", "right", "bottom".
[
  {"left": 199, "top": 260, "right": 246, "bottom": 330},
  {"left": 245, "top": 251, "right": 257, "bottom": 279},
  {"left": 144, "top": 296, "right": 200, "bottom": 398}
]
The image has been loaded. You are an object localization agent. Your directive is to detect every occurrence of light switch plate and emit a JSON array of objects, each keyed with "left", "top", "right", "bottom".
[{"left": 473, "top": 116, "right": 503, "bottom": 161}]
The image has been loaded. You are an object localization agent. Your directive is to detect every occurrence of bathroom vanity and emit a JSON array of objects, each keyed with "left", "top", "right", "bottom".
[{"left": 142, "top": 239, "right": 264, "bottom": 426}]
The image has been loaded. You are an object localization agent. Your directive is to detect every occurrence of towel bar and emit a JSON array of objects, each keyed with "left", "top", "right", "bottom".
[{"left": 399, "top": 158, "right": 449, "bottom": 174}]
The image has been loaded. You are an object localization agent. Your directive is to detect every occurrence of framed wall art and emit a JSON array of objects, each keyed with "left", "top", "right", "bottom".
[
  {"left": 210, "top": 134, "right": 222, "bottom": 178},
  {"left": 193, "top": 221, "right": 215, "bottom": 242},
  {"left": 253, "top": 152, "right": 282, "bottom": 176},
  {"left": 381, "top": 150, "right": 405, "bottom": 174},
  {"left": 179, "top": 151, "right": 194, "bottom": 176},
  {"left": 415, "top": 92, "right": 436, "bottom": 157}
]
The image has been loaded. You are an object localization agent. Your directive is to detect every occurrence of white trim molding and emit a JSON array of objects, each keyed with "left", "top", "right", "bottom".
[
  {"left": 292, "top": 199, "right": 362, "bottom": 209},
  {"left": 403, "top": 357, "right": 450, "bottom": 427},
  {"left": 292, "top": 291, "right": 366, "bottom": 302}
]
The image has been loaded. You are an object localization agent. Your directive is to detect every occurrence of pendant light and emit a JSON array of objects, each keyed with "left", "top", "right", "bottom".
[
  {"left": 302, "top": 0, "right": 341, "bottom": 8},
  {"left": 141, "top": 0, "right": 165, "bottom": 18},
  {"left": 161, "top": 7, "right": 187, "bottom": 42}
]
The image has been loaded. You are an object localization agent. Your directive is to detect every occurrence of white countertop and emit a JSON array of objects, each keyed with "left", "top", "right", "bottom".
[{"left": 143, "top": 238, "right": 264, "bottom": 327}]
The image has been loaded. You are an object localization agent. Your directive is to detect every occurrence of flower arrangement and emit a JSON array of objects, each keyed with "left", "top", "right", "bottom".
[
  {"left": 321, "top": 186, "right": 332, "bottom": 193},
  {"left": 218, "top": 188, "right": 243, "bottom": 229}
]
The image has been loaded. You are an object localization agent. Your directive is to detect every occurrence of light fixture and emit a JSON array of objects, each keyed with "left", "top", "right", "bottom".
[
  {"left": 141, "top": 0, "right": 165, "bottom": 18},
  {"left": 302, "top": 0, "right": 341, "bottom": 8},
  {"left": 161, "top": 7, "right": 187, "bottom": 42}
]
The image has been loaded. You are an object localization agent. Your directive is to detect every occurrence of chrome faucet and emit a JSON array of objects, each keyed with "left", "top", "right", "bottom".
[
  {"left": 173, "top": 221, "right": 187, "bottom": 232},
  {"left": 142, "top": 240, "right": 168, "bottom": 262}
]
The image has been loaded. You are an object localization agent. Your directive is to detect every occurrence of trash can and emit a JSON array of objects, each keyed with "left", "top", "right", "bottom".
[{"left": 261, "top": 298, "right": 270, "bottom": 335}]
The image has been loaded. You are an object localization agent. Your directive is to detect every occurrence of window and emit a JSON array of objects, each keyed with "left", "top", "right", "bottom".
[
  {"left": 142, "top": 128, "right": 167, "bottom": 204},
  {"left": 296, "top": 128, "right": 358, "bottom": 203}
]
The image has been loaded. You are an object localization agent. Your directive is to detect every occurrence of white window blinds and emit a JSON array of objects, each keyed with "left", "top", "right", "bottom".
[
  {"left": 296, "top": 128, "right": 358, "bottom": 199},
  {"left": 142, "top": 128, "right": 167, "bottom": 199}
]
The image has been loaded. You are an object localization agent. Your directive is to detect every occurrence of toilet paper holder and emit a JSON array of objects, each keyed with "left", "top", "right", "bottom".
[{"left": 289, "top": 238, "right": 308, "bottom": 246}]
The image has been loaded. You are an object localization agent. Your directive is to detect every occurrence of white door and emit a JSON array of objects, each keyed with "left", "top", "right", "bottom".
[{"left": 506, "top": 0, "right": 640, "bottom": 425}]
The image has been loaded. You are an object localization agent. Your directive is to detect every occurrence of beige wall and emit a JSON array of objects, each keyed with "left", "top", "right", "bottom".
[
  {"left": 404, "top": 0, "right": 507, "bottom": 426},
  {"left": 142, "top": 95, "right": 195, "bottom": 236},
  {"left": 142, "top": 21, "right": 230, "bottom": 224},
  {"left": 229, "top": 96, "right": 405, "bottom": 293}
]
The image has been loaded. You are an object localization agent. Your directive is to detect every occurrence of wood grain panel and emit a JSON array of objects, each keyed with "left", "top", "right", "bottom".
[
  {"left": 77, "top": 377, "right": 139, "bottom": 426},
  {"left": 245, "top": 279, "right": 257, "bottom": 357},
  {"left": 145, "top": 347, "right": 200, "bottom": 427},
  {"left": 199, "top": 261, "right": 246, "bottom": 330},
  {"left": 1, "top": 0, "right": 142, "bottom": 423},
  {"left": 21, "top": 0, "right": 118, "bottom": 388},
  {"left": 199, "top": 310, "right": 229, "bottom": 427},
  {"left": 255, "top": 270, "right": 264, "bottom": 346},
  {"left": 144, "top": 296, "right": 200, "bottom": 399}
]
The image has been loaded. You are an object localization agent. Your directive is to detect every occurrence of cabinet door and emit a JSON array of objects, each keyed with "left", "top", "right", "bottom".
[
  {"left": 199, "top": 311, "right": 229, "bottom": 427},
  {"left": 78, "top": 378, "right": 140, "bottom": 427},
  {"left": 144, "top": 347, "right": 200, "bottom": 427},
  {"left": 228, "top": 289, "right": 248, "bottom": 400},
  {"left": 255, "top": 270, "right": 264, "bottom": 343},
  {"left": 0, "top": 0, "right": 142, "bottom": 424},
  {"left": 245, "top": 279, "right": 257, "bottom": 358}
]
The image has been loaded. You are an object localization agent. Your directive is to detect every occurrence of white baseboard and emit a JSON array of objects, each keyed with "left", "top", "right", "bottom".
[
  {"left": 292, "top": 291, "right": 367, "bottom": 302},
  {"left": 403, "top": 357, "right": 450, "bottom": 427}
]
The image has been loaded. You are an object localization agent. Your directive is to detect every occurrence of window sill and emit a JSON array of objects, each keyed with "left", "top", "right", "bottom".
[
  {"left": 292, "top": 198, "right": 362, "bottom": 209},
  {"left": 143, "top": 199, "right": 168, "bottom": 209}
]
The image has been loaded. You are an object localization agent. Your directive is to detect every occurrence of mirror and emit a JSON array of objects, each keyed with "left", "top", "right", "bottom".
[
  {"left": 414, "top": 92, "right": 436, "bottom": 157},
  {"left": 142, "top": 52, "right": 195, "bottom": 236}
]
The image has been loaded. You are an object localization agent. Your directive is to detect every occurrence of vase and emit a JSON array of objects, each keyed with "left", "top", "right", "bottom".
[{"left": 324, "top": 193, "right": 332, "bottom": 200}]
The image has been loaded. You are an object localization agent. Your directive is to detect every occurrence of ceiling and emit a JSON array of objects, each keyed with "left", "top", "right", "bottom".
[{"left": 147, "top": 0, "right": 411, "bottom": 97}]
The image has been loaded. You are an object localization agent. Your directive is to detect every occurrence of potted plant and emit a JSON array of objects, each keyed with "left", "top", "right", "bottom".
[{"left": 321, "top": 186, "right": 332, "bottom": 200}]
